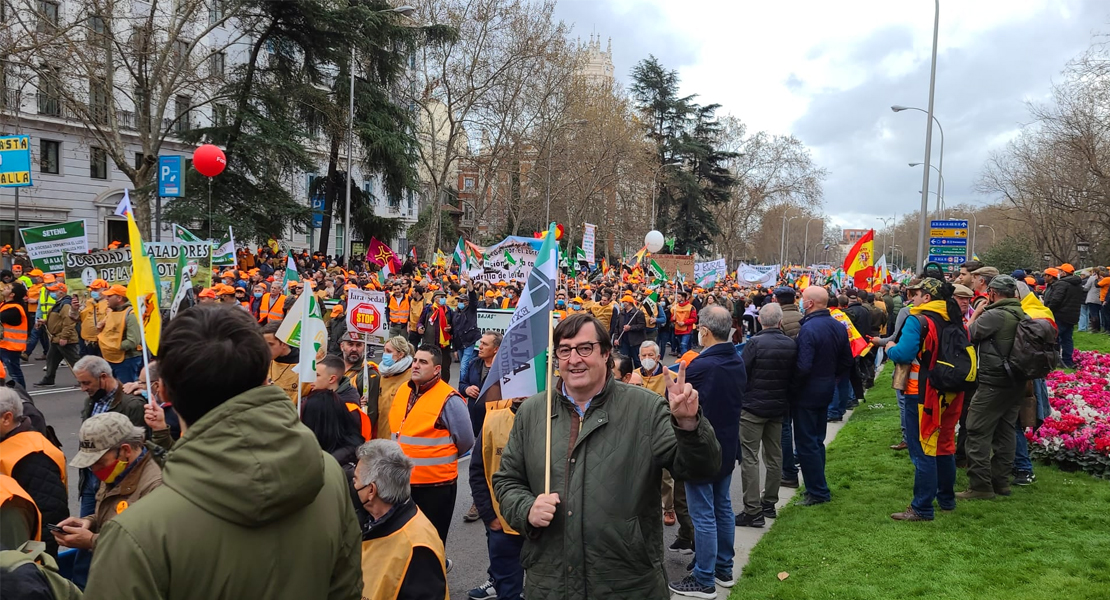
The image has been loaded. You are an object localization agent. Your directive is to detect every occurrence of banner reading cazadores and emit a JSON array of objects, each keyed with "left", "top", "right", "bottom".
[
  {"left": 19, "top": 221, "right": 89, "bottom": 273},
  {"left": 63, "top": 243, "right": 213, "bottom": 307}
]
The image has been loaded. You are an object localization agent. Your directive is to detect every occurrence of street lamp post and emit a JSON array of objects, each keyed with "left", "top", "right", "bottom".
[
  {"left": 894, "top": 104, "right": 945, "bottom": 220},
  {"left": 1077, "top": 240, "right": 1090, "bottom": 265},
  {"left": 651, "top": 161, "right": 682, "bottom": 230},
  {"left": 1043, "top": 252, "right": 1052, "bottom": 268},
  {"left": 909, "top": 162, "right": 944, "bottom": 214},
  {"left": 892, "top": 245, "right": 904, "bottom": 270},
  {"left": 876, "top": 216, "right": 894, "bottom": 260},
  {"left": 978, "top": 224, "right": 996, "bottom": 247},
  {"left": 343, "top": 5, "right": 416, "bottom": 266},
  {"left": 802, "top": 217, "right": 821, "bottom": 267},
  {"left": 970, "top": 212, "right": 977, "bottom": 257},
  {"left": 780, "top": 214, "right": 799, "bottom": 264}
]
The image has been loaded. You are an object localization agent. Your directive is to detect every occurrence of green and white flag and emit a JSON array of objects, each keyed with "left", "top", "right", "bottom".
[
  {"left": 19, "top": 220, "right": 88, "bottom": 273},
  {"left": 503, "top": 250, "right": 517, "bottom": 267},
  {"left": 575, "top": 246, "right": 587, "bottom": 264},
  {"left": 172, "top": 224, "right": 202, "bottom": 243},
  {"left": 282, "top": 255, "right": 299, "bottom": 290},
  {"left": 478, "top": 222, "right": 559, "bottom": 401},
  {"left": 648, "top": 258, "right": 666, "bottom": 282},
  {"left": 169, "top": 247, "right": 194, "bottom": 319},
  {"left": 212, "top": 226, "right": 235, "bottom": 266},
  {"left": 276, "top": 291, "right": 328, "bottom": 384}
]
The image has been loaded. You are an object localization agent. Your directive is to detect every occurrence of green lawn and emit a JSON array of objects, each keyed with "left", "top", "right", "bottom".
[
  {"left": 1075, "top": 331, "right": 1110, "bottom": 355},
  {"left": 730, "top": 383, "right": 1110, "bottom": 600}
]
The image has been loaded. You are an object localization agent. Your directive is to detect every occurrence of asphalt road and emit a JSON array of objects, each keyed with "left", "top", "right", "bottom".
[{"left": 23, "top": 351, "right": 768, "bottom": 599}]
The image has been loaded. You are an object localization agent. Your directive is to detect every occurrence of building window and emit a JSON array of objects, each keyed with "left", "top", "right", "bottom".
[
  {"left": 175, "top": 95, "right": 191, "bottom": 133},
  {"left": 40, "top": 140, "right": 59, "bottom": 174},
  {"left": 89, "top": 77, "right": 109, "bottom": 124},
  {"left": 173, "top": 39, "right": 190, "bottom": 69},
  {"left": 90, "top": 147, "right": 108, "bottom": 179},
  {"left": 209, "top": 0, "right": 225, "bottom": 25},
  {"left": 210, "top": 52, "right": 225, "bottom": 78},
  {"left": 213, "top": 104, "right": 229, "bottom": 127},
  {"left": 363, "top": 181, "right": 377, "bottom": 205},
  {"left": 463, "top": 177, "right": 475, "bottom": 190},
  {"left": 407, "top": 190, "right": 414, "bottom": 209},
  {"left": 0, "top": 60, "right": 11, "bottom": 110},
  {"left": 37, "top": 0, "right": 59, "bottom": 33},
  {"left": 36, "top": 65, "right": 61, "bottom": 116},
  {"left": 89, "top": 14, "right": 106, "bottom": 37},
  {"left": 135, "top": 152, "right": 144, "bottom": 170}
]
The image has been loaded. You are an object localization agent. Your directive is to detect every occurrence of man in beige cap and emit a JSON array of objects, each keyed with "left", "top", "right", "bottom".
[
  {"left": 52, "top": 412, "right": 162, "bottom": 553},
  {"left": 969, "top": 266, "right": 998, "bottom": 311},
  {"left": 952, "top": 284, "right": 974, "bottom": 325}
]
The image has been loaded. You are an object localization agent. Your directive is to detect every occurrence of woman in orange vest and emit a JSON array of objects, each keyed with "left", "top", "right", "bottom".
[{"left": 0, "top": 282, "right": 30, "bottom": 387}]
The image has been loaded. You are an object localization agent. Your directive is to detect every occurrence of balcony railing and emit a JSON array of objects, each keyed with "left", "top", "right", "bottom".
[{"left": 1, "top": 89, "right": 19, "bottom": 111}]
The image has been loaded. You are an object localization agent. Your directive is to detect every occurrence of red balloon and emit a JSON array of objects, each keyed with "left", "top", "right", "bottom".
[{"left": 193, "top": 144, "right": 226, "bottom": 177}]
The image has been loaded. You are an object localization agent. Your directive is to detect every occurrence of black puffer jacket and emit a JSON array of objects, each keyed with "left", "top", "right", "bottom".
[
  {"left": 844, "top": 302, "right": 872, "bottom": 340},
  {"left": 1, "top": 419, "right": 68, "bottom": 556},
  {"left": 451, "top": 289, "right": 481, "bottom": 350},
  {"left": 1043, "top": 275, "right": 1084, "bottom": 326},
  {"left": 740, "top": 328, "right": 797, "bottom": 418}
]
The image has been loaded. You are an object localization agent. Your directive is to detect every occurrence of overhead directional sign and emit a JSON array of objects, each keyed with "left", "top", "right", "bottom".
[
  {"left": 158, "top": 155, "right": 184, "bottom": 197},
  {"left": 929, "top": 219, "right": 968, "bottom": 270},
  {"left": 0, "top": 135, "right": 33, "bottom": 187}
]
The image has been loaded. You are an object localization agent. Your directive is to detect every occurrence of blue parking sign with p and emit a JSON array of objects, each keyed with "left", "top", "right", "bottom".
[
  {"left": 158, "top": 155, "right": 184, "bottom": 197},
  {"left": 0, "top": 135, "right": 33, "bottom": 187}
]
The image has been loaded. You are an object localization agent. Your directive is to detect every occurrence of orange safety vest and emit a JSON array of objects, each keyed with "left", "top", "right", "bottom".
[
  {"left": 346, "top": 402, "right": 374, "bottom": 441},
  {"left": 0, "top": 431, "right": 68, "bottom": 488},
  {"left": 389, "top": 380, "right": 459, "bottom": 485},
  {"left": 359, "top": 506, "right": 446, "bottom": 600},
  {"left": 0, "top": 302, "right": 28, "bottom": 351},
  {"left": 0, "top": 473, "right": 40, "bottom": 541},
  {"left": 259, "top": 293, "right": 286, "bottom": 323},
  {"left": 388, "top": 296, "right": 410, "bottom": 324}
]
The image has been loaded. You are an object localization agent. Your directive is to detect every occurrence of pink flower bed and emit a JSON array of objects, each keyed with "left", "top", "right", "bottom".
[{"left": 1030, "top": 350, "right": 1110, "bottom": 478}]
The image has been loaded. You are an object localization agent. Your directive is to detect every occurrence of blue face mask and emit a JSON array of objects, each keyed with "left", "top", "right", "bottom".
[
  {"left": 253, "top": 292, "right": 263, "bottom": 299},
  {"left": 50, "top": 292, "right": 63, "bottom": 300},
  {"left": 380, "top": 353, "right": 395, "bottom": 368},
  {"left": 138, "top": 389, "right": 149, "bottom": 400},
  {"left": 556, "top": 300, "right": 565, "bottom": 307},
  {"left": 571, "top": 303, "right": 580, "bottom": 311},
  {"left": 458, "top": 302, "right": 467, "bottom": 310},
  {"left": 91, "top": 291, "right": 101, "bottom": 300},
  {"left": 437, "top": 298, "right": 446, "bottom": 306}
]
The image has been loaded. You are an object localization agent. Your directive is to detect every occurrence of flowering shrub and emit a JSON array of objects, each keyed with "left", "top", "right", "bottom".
[{"left": 1030, "top": 351, "right": 1110, "bottom": 479}]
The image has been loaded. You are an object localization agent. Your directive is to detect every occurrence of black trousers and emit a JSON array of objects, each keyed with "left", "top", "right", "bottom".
[{"left": 411, "top": 482, "right": 458, "bottom": 547}]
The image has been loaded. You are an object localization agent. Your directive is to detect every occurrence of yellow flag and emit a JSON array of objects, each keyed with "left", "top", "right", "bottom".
[{"left": 126, "top": 210, "right": 161, "bottom": 355}]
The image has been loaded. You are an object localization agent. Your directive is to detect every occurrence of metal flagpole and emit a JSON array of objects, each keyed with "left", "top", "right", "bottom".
[{"left": 135, "top": 299, "right": 154, "bottom": 406}]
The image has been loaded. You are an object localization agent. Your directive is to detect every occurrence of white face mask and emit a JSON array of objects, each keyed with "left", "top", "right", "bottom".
[{"left": 641, "top": 357, "right": 658, "bottom": 372}]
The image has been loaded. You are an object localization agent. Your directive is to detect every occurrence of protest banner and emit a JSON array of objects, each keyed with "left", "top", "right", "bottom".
[
  {"left": 19, "top": 221, "right": 89, "bottom": 273},
  {"left": 581, "top": 223, "right": 597, "bottom": 265},
  {"left": 64, "top": 243, "right": 212, "bottom": 307},
  {"left": 694, "top": 258, "right": 728, "bottom": 285},
  {"left": 476, "top": 308, "right": 514, "bottom": 336},
  {"left": 649, "top": 254, "right": 695, "bottom": 279},
  {"left": 471, "top": 238, "right": 542, "bottom": 284},
  {"left": 346, "top": 288, "right": 388, "bottom": 346},
  {"left": 736, "top": 263, "right": 781, "bottom": 287}
]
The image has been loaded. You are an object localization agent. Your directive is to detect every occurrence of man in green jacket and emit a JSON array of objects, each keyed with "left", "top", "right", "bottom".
[
  {"left": 959, "top": 275, "right": 1026, "bottom": 500},
  {"left": 492, "top": 313, "right": 722, "bottom": 600},
  {"left": 83, "top": 305, "right": 363, "bottom": 600}
]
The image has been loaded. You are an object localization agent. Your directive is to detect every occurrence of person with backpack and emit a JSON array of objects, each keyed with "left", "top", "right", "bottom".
[
  {"left": 960, "top": 275, "right": 1029, "bottom": 500},
  {"left": 884, "top": 278, "right": 970, "bottom": 520}
]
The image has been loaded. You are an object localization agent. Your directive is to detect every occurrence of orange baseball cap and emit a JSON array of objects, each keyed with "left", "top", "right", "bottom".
[
  {"left": 216, "top": 284, "right": 236, "bottom": 295},
  {"left": 89, "top": 279, "right": 110, "bottom": 289},
  {"left": 331, "top": 304, "right": 345, "bottom": 317},
  {"left": 198, "top": 288, "right": 217, "bottom": 299},
  {"left": 620, "top": 294, "right": 635, "bottom": 303},
  {"left": 1058, "top": 263, "right": 1075, "bottom": 274},
  {"left": 47, "top": 282, "right": 67, "bottom": 292},
  {"left": 1044, "top": 268, "right": 1060, "bottom": 278},
  {"left": 29, "top": 268, "right": 44, "bottom": 276},
  {"left": 42, "top": 273, "right": 56, "bottom": 283},
  {"left": 103, "top": 285, "right": 129, "bottom": 297}
]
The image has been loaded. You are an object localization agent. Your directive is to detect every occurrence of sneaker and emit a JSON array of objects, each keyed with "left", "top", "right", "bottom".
[
  {"left": 663, "top": 509, "right": 676, "bottom": 526},
  {"left": 846, "top": 400, "right": 859, "bottom": 410},
  {"left": 956, "top": 489, "right": 995, "bottom": 500},
  {"left": 734, "top": 512, "right": 765, "bottom": 528},
  {"left": 890, "top": 505, "right": 932, "bottom": 521},
  {"left": 826, "top": 415, "right": 843, "bottom": 422},
  {"left": 42, "top": 365, "right": 47, "bottom": 371},
  {"left": 446, "top": 558, "right": 453, "bottom": 573},
  {"left": 20, "top": 353, "right": 29, "bottom": 362},
  {"left": 714, "top": 573, "right": 736, "bottom": 588},
  {"left": 467, "top": 577, "right": 497, "bottom": 600},
  {"left": 780, "top": 477, "right": 799, "bottom": 488},
  {"left": 463, "top": 503, "right": 481, "bottom": 522},
  {"left": 1012, "top": 471, "right": 1036, "bottom": 486},
  {"left": 761, "top": 502, "right": 777, "bottom": 519},
  {"left": 33, "top": 380, "right": 55, "bottom": 387},
  {"left": 668, "top": 538, "right": 695, "bottom": 555},
  {"left": 799, "top": 494, "right": 830, "bottom": 506},
  {"left": 668, "top": 575, "right": 716, "bottom": 599}
]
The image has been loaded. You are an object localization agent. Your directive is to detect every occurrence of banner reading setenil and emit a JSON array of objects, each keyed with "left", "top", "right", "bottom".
[
  {"left": 63, "top": 243, "right": 213, "bottom": 307},
  {"left": 19, "top": 221, "right": 89, "bottom": 274}
]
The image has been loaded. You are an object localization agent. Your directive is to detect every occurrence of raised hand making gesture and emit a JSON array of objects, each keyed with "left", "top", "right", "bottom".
[{"left": 666, "top": 360, "right": 700, "bottom": 431}]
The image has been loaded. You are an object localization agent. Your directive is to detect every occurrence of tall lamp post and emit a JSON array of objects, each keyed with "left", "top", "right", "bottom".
[
  {"left": 651, "top": 161, "right": 682, "bottom": 230},
  {"left": 892, "top": 0, "right": 942, "bottom": 273},
  {"left": 343, "top": 5, "right": 416, "bottom": 265},
  {"left": 908, "top": 162, "right": 944, "bottom": 215},
  {"left": 780, "top": 213, "right": 798, "bottom": 265},
  {"left": 876, "top": 216, "right": 894, "bottom": 259},
  {"left": 1077, "top": 240, "right": 1090, "bottom": 265},
  {"left": 978, "top": 224, "right": 995, "bottom": 247},
  {"left": 801, "top": 217, "right": 821, "bottom": 267},
  {"left": 892, "top": 245, "right": 904, "bottom": 270},
  {"left": 893, "top": 104, "right": 945, "bottom": 220}
]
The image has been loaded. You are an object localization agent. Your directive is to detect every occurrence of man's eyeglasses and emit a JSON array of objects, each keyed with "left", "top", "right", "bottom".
[{"left": 555, "top": 341, "right": 600, "bottom": 360}]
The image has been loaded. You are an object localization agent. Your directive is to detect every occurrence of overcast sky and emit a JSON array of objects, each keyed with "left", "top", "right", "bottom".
[{"left": 552, "top": 0, "right": 1104, "bottom": 230}]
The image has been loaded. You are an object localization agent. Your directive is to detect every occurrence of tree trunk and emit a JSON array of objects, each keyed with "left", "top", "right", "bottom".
[{"left": 319, "top": 136, "right": 341, "bottom": 256}]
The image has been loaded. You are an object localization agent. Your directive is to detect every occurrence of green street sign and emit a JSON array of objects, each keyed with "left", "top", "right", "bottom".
[{"left": 929, "top": 246, "right": 966, "bottom": 256}]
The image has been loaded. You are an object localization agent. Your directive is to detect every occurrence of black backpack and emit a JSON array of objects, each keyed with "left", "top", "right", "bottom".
[
  {"left": 918, "top": 313, "right": 978, "bottom": 393},
  {"left": 992, "top": 316, "right": 1059, "bottom": 380}
]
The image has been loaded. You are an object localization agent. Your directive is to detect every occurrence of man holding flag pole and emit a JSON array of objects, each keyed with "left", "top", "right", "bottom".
[{"left": 489, "top": 227, "right": 722, "bottom": 600}]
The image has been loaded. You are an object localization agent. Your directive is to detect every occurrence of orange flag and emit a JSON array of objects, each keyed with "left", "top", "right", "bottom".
[{"left": 842, "top": 229, "right": 874, "bottom": 290}]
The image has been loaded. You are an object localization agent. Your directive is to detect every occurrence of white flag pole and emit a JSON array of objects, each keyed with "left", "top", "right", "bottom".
[
  {"left": 362, "top": 333, "right": 371, "bottom": 414},
  {"left": 297, "top": 287, "right": 309, "bottom": 419},
  {"left": 135, "top": 297, "right": 154, "bottom": 406},
  {"left": 543, "top": 309, "right": 554, "bottom": 494}
]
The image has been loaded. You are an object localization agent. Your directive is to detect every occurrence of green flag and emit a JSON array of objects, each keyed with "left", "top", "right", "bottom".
[
  {"left": 172, "top": 224, "right": 202, "bottom": 243},
  {"left": 665, "top": 237, "right": 675, "bottom": 252},
  {"left": 504, "top": 250, "right": 517, "bottom": 267},
  {"left": 648, "top": 259, "right": 666, "bottom": 281},
  {"left": 282, "top": 255, "right": 299, "bottom": 290}
]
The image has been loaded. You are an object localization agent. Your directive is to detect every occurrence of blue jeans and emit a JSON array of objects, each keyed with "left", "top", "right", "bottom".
[
  {"left": 72, "top": 471, "right": 101, "bottom": 588},
  {"left": 792, "top": 405, "right": 830, "bottom": 502},
  {"left": 1058, "top": 323, "right": 1075, "bottom": 367},
  {"left": 826, "top": 375, "right": 852, "bottom": 419},
  {"left": 903, "top": 394, "right": 956, "bottom": 519},
  {"left": 1014, "top": 421, "right": 1033, "bottom": 473},
  {"left": 1033, "top": 378, "right": 1049, "bottom": 420},
  {"left": 25, "top": 323, "right": 49, "bottom": 357},
  {"left": 656, "top": 328, "right": 671, "bottom": 360},
  {"left": 111, "top": 355, "right": 143, "bottom": 384},
  {"left": 676, "top": 333, "right": 692, "bottom": 355},
  {"left": 458, "top": 345, "right": 476, "bottom": 385},
  {"left": 1079, "top": 304, "right": 1089, "bottom": 331},
  {"left": 781, "top": 419, "right": 798, "bottom": 479},
  {"left": 485, "top": 525, "right": 524, "bottom": 600},
  {"left": 1, "top": 348, "right": 25, "bottom": 388},
  {"left": 685, "top": 474, "right": 735, "bottom": 586}
]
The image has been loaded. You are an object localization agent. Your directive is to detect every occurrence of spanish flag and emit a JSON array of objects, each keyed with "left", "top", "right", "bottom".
[
  {"left": 118, "top": 191, "right": 161, "bottom": 355},
  {"left": 830, "top": 307, "right": 870, "bottom": 357},
  {"left": 842, "top": 229, "right": 874, "bottom": 290}
]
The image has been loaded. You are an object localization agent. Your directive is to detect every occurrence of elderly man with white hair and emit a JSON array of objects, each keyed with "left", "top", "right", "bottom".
[
  {"left": 356, "top": 439, "right": 447, "bottom": 600},
  {"left": 736, "top": 303, "right": 797, "bottom": 528}
]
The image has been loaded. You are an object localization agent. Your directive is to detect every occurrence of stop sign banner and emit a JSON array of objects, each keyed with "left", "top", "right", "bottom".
[{"left": 346, "top": 289, "right": 387, "bottom": 346}]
